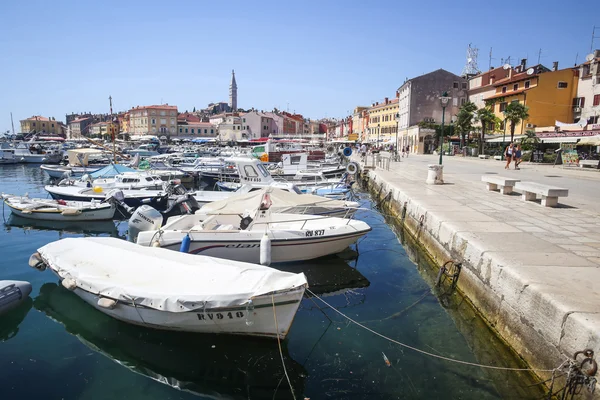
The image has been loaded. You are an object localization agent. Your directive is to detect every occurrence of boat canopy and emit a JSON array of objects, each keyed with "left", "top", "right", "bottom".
[
  {"left": 200, "top": 187, "right": 356, "bottom": 215},
  {"left": 36, "top": 237, "right": 307, "bottom": 312},
  {"left": 67, "top": 148, "right": 107, "bottom": 166},
  {"left": 90, "top": 164, "right": 136, "bottom": 178}
]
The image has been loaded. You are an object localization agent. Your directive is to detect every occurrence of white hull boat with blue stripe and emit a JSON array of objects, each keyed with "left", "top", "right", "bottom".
[
  {"left": 30, "top": 237, "right": 307, "bottom": 339},
  {"left": 135, "top": 190, "right": 370, "bottom": 264}
]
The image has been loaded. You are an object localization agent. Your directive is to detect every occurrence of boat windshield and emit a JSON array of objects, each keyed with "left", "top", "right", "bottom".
[{"left": 256, "top": 163, "right": 270, "bottom": 178}]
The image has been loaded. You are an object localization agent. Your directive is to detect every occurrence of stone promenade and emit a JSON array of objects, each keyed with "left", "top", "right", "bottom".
[{"left": 358, "top": 153, "right": 600, "bottom": 391}]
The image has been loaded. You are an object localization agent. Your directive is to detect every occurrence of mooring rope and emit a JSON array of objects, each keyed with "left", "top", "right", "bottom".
[
  {"left": 306, "top": 288, "right": 565, "bottom": 373},
  {"left": 271, "top": 294, "right": 297, "bottom": 400}
]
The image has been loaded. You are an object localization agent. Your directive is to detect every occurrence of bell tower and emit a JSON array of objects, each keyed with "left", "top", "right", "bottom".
[{"left": 229, "top": 69, "right": 237, "bottom": 111}]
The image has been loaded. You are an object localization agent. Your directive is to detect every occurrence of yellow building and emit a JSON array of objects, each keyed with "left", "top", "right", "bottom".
[
  {"left": 90, "top": 121, "right": 119, "bottom": 138},
  {"left": 485, "top": 65, "right": 578, "bottom": 134},
  {"left": 129, "top": 104, "right": 178, "bottom": 136},
  {"left": 20, "top": 116, "right": 63, "bottom": 135},
  {"left": 367, "top": 96, "right": 399, "bottom": 144}
]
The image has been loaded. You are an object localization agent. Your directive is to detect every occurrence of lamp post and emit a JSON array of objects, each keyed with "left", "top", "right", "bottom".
[
  {"left": 377, "top": 123, "right": 380, "bottom": 151},
  {"left": 438, "top": 92, "right": 451, "bottom": 165},
  {"left": 395, "top": 113, "right": 400, "bottom": 161},
  {"left": 501, "top": 114, "right": 507, "bottom": 160}
]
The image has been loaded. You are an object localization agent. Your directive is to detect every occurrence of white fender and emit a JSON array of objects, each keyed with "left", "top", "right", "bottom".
[{"left": 260, "top": 234, "right": 271, "bottom": 266}]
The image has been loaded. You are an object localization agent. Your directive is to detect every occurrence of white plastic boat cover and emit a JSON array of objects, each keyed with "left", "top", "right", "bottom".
[
  {"left": 200, "top": 187, "right": 358, "bottom": 214},
  {"left": 37, "top": 237, "right": 307, "bottom": 312}
]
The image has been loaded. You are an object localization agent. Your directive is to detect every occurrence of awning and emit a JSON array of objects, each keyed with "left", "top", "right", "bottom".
[
  {"left": 485, "top": 135, "right": 526, "bottom": 143},
  {"left": 576, "top": 135, "right": 600, "bottom": 146},
  {"left": 541, "top": 137, "right": 579, "bottom": 144}
]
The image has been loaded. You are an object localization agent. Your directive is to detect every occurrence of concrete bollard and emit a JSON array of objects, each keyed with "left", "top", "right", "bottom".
[{"left": 426, "top": 164, "right": 444, "bottom": 185}]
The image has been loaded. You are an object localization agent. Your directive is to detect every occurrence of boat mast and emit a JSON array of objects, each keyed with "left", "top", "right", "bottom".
[
  {"left": 10, "top": 112, "right": 15, "bottom": 135},
  {"left": 109, "top": 95, "right": 116, "bottom": 163}
]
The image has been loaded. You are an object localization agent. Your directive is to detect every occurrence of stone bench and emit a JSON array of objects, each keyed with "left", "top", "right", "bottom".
[
  {"left": 514, "top": 181, "right": 569, "bottom": 207},
  {"left": 478, "top": 154, "right": 490, "bottom": 159},
  {"left": 481, "top": 175, "right": 520, "bottom": 194},
  {"left": 579, "top": 160, "right": 599, "bottom": 168},
  {"left": 493, "top": 155, "right": 502, "bottom": 161}
]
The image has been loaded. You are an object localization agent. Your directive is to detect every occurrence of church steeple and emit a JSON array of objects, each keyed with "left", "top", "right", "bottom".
[{"left": 229, "top": 69, "right": 237, "bottom": 111}]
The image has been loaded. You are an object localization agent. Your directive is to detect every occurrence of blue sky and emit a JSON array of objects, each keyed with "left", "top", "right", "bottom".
[{"left": 0, "top": 0, "right": 598, "bottom": 132}]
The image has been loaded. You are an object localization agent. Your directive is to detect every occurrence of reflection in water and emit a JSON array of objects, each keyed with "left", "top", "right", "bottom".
[
  {"left": 278, "top": 254, "right": 369, "bottom": 297},
  {"left": 0, "top": 297, "right": 32, "bottom": 342},
  {"left": 4, "top": 214, "right": 121, "bottom": 237},
  {"left": 34, "top": 283, "right": 306, "bottom": 399}
]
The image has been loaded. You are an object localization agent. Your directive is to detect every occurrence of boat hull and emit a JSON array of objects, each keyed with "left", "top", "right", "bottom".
[
  {"left": 67, "top": 284, "right": 304, "bottom": 339},
  {"left": 154, "top": 231, "right": 367, "bottom": 264},
  {"left": 5, "top": 202, "right": 115, "bottom": 221}
]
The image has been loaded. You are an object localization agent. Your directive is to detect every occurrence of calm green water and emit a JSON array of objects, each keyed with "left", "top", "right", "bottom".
[{"left": 0, "top": 164, "right": 543, "bottom": 399}]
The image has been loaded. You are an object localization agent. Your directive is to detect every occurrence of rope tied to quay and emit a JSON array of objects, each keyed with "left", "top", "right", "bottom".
[{"left": 305, "top": 287, "right": 568, "bottom": 373}]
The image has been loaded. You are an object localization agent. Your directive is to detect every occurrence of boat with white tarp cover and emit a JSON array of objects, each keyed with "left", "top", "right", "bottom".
[{"left": 29, "top": 237, "right": 307, "bottom": 339}]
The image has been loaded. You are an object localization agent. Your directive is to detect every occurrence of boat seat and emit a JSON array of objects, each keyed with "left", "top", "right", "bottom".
[{"left": 215, "top": 224, "right": 235, "bottom": 231}]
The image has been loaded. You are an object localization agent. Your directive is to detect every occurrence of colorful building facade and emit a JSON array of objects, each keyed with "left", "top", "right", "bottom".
[{"left": 485, "top": 64, "right": 579, "bottom": 133}]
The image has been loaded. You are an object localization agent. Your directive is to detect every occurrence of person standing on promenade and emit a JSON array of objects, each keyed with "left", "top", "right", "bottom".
[
  {"left": 360, "top": 143, "right": 367, "bottom": 162},
  {"left": 504, "top": 142, "right": 514, "bottom": 169},
  {"left": 513, "top": 144, "right": 522, "bottom": 170}
]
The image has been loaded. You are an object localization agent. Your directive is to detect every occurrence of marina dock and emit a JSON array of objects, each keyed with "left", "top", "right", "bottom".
[{"left": 359, "top": 152, "right": 600, "bottom": 393}]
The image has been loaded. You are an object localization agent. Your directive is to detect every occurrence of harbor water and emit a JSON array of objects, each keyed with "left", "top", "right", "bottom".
[{"left": 0, "top": 164, "right": 544, "bottom": 399}]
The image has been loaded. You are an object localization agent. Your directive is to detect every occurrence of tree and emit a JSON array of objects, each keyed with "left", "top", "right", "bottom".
[
  {"left": 474, "top": 107, "right": 496, "bottom": 154},
  {"left": 504, "top": 102, "right": 529, "bottom": 143},
  {"left": 454, "top": 102, "right": 477, "bottom": 148},
  {"left": 520, "top": 129, "right": 540, "bottom": 151}
]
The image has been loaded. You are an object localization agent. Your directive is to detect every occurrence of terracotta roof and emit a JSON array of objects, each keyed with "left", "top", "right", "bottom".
[
  {"left": 130, "top": 104, "right": 178, "bottom": 111},
  {"left": 484, "top": 88, "right": 529, "bottom": 100},
  {"left": 24, "top": 115, "right": 50, "bottom": 121},
  {"left": 370, "top": 98, "right": 399, "bottom": 109}
]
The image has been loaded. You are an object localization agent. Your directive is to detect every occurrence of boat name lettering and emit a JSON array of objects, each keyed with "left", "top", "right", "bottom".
[
  {"left": 225, "top": 243, "right": 260, "bottom": 249},
  {"left": 305, "top": 229, "right": 325, "bottom": 237},
  {"left": 197, "top": 311, "right": 244, "bottom": 320}
]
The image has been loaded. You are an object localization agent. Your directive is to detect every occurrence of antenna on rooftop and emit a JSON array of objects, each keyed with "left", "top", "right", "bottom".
[
  {"left": 537, "top": 48, "right": 543, "bottom": 65},
  {"left": 592, "top": 26, "right": 600, "bottom": 53},
  {"left": 461, "top": 43, "right": 480, "bottom": 76},
  {"left": 488, "top": 47, "right": 495, "bottom": 69}
]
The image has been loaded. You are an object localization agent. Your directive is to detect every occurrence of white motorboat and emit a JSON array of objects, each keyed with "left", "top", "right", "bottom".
[
  {"left": 2, "top": 194, "right": 117, "bottom": 221},
  {"left": 30, "top": 237, "right": 307, "bottom": 339},
  {"left": 13, "top": 141, "right": 62, "bottom": 163},
  {"left": 0, "top": 143, "right": 17, "bottom": 164},
  {"left": 200, "top": 187, "right": 359, "bottom": 218},
  {"left": 41, "top": 148, "right": 111, "bottom": 178},
  {"left": 45, "top": 183, "right": 229, "bottom": 208},
  {"left": 134, "top": 190, "right": 371, "bottom": 264}
]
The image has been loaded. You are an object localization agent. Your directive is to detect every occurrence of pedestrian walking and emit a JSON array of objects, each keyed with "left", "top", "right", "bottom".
[
  {"left": 405, "top": 146, "right": 409, "bottom": 157},
  {"left": 504, "top": 142, "right": 514, "bottom": 169},
  {"left": 360, "top": 143, "right": 367, "bottom": 162},
  {"left": 513, "top": 144, "right": 522, "bottom": 169}
]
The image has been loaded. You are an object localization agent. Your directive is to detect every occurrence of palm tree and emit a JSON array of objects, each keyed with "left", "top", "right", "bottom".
[
  {"left": 474, "top": 107, "right": 496, "bottom": 154},
  {"left": 455, "top": 101, "right": 477, "bottom": 148},
  {"left": 504, "top": 102, "right": 529, "bottom": 142},
  {"left": 520, "top": 129, "right": 540, "bottom": 151}
]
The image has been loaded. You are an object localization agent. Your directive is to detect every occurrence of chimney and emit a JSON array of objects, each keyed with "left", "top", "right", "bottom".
[
  {"left": 594, "top": 49, "right": 600, "bottom": 58},
  {"left": 396, "top": 90, "right": 399, "bottom": 98},
  {"left": 489, "top": 74, "right": 495, "bottom": 85},
  {"left": 520, "top": 58, "right": 527, "bottom": 71},
  {"left": 552, "top": 61, "right": 559, "bottom": 71},
  {"left": 385, "top": 97, "right": 389, "bottom": 104}
]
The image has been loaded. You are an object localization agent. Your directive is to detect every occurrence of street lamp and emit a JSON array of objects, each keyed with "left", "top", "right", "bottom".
[
  {"left": 501, "top": 113, "right": 507, "bottom": 160},
  {"left": 395, "top": 113, "right": 400, "bottom": 161},
  {"left": 377, "top": 123, "right": 380, "bottom": 150},
  {"left": 438, "top": 92, "right": 451, "bottom": 165}
]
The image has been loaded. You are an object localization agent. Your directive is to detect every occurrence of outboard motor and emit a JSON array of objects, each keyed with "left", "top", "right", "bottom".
[
  {"left": 105, "top": 189, "right": 134, "bottom": 215},
  {"left": 160, "top": 183, "right": 200, "bottom": 221},
  {"left": 128, "top": 205, "right": 163, "bottom": 242}
]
